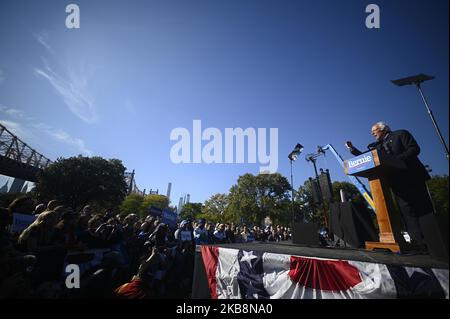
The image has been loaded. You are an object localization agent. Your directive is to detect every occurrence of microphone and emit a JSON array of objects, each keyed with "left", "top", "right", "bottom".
[{"left": 367, "top": 141, "right": 381, "bottom": 150}]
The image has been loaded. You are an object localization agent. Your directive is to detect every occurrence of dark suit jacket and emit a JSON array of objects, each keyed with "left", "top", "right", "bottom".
[{"left": 350, "top": 130, "right": 430, "bottom": 182}]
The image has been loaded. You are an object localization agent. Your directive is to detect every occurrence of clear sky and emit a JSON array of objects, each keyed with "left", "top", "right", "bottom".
[{"left": 0, "top": 0, "right": 448, "bottom": 206}]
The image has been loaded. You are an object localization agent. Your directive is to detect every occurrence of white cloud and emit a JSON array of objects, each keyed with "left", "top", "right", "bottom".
[
  {"left": 0, "top": 120, "right": 28, "bottom": 140},
  {"left": 34, "top": 62, "right": 97, "bottom": 124},
  {"left": 34, "top": 32, "right": 97, "bottom": 124},
  {"left": 0, "top": 105, "right": 24, "bottom": 118},
  {"left": 0, "top": 105, "right": 93, "bottom": 156},
  {"left": 34, "top": 32, "right": 55, "bottom": 55},
  {"left": 4, "top": 108, "right": 25, "bottom": 118},
  {"left": 48, "top": 129, "right": 93, "bottom": 157}
]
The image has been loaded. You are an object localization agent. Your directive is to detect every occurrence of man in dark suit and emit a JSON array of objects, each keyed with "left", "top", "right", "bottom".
[{"left": 345, "top": 121, "right": 433, "bottom": 249}]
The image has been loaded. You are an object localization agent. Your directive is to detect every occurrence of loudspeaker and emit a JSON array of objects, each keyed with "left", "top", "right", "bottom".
[
  {"left": 292, "top": 222, "right": 319, "bottom": 246},
  {"left": 419, "top": 213, "right": 449, "bottom": 262},
  {"left": 307, "top": 178, "right": 322, "bottom": 204},
  {"left": 329, "top": 202, "right": 378, "bottom": 248},
  {"left": 319, "top": 170, "right": 333, "bottom": 202}
]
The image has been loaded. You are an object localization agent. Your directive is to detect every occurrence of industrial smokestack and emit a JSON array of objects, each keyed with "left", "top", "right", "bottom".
[
  {"left": 178, "top": 197, "right": 184, "bottom": 213},
  {"left": 166, "top": 182, "right": 172, "bottom": 201}
]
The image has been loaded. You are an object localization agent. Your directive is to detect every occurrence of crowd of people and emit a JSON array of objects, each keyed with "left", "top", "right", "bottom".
[{"left": 0, "top": 195, "right": 292, "bottom": 299}]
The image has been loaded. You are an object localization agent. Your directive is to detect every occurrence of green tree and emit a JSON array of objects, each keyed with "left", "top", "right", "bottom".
[
  {"left": 295, "top": 178, "right": 326, "bottom": 225},
  {"left": 193, "top": 194, "right": 230, "bottom": 224},
  {"left": 295, "top": 180, "right": 375, "bottom": 227},
  {"left": 34, "top": 156, "right": 128, "bottom": 211},
  {"left": 427, "top": 175, "right": 449, "bottom": 216},
  {"left": 227, "top": 173, "right": 291, "bottom": 226},
  {"left": 179, "top": 202, "right": 202, "bottom": 220},
  {"left": 119, "top": 194, "right": 144, "bottom": 217},
  {"left": 203, "top": 193, "right": 228, "bottom": 215},
  {"left": 141, "top": 194, "right": 169, "bottom": 215}
]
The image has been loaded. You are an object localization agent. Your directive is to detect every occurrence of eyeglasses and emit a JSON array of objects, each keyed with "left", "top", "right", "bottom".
[{"left": 371, "top": 128, "right": 381, "bottom": 134}]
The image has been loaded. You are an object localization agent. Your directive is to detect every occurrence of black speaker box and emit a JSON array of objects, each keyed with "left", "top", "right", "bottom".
[
  {"left": 292, "top": 222, "right": 319, "bottom": 246},
  {"left": 307, "top": 178, "right": 322, "bottom": 204},
  {"left": 329, "top": 202, "right": 378, "bottom": 248},
  {"left": 419, "top": 213, "right": 449, "bottom": 262},
  {"left": 319, "top": 170, "right": 333, "bottom": 201}
]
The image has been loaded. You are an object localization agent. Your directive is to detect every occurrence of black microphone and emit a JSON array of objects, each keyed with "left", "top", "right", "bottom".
[{"left": 367, "top": 141, "right": 381, "bottom": 150}]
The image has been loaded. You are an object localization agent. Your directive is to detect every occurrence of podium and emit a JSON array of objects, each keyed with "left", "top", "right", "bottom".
[{"left": 344, "top": 149, "right": 407, "bottom": 252}]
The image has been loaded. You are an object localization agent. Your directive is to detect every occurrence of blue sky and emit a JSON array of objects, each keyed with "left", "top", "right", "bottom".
[{"left": 0, "top": 0, "right": 448, "bottom": 206}]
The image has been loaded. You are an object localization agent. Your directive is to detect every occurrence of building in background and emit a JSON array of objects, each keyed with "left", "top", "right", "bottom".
[{"left": 166, "top": 182, "right": 172, "bottom": 201}]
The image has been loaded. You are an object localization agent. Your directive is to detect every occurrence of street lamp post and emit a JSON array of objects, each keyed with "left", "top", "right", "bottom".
[
  {"left": 288, "top": 144, "right": 304, "bottom": 223},
  {"left": 290, "top": 159, "right": 294, "bottom": 220},
  {"left": 392, "top": 73, "right": 449, "bottom": 161}
]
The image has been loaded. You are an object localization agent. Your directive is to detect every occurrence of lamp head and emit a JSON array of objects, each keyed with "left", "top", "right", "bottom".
[
  {"left": 288, "top": 143, "right": 304, "bottom": 161},
  {"left": 391, "top": 73, "right": 434, "bottom": 87}
]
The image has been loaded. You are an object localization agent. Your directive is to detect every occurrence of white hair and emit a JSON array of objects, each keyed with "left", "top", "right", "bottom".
[{"left": 373, "top": 121, "right": 391, "bottom": 132}]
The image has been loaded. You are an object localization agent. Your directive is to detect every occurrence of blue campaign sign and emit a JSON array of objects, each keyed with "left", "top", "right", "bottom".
[
  {"left": 11, "top": 213, "right": 37, "bottom": 234},
  {"left": 148, "top": 206, "right": 162, "bottom": 217},
  {"left": 346, "top": 152, "right": 376, "bottom": 175},
  {"left": 162, "top": 209, "right": 177, "bottom": 229}
]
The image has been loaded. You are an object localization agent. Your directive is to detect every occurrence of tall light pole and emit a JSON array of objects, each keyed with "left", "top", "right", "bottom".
[
  {"left": 288, "top": 144, "right": 303, "bottom": 223},
  {"left": 392, "top": 73, "right": 449, "bottom": 161},
  {"left": 289, "top": 159, "right": 294, "bottom": 218},
  {"left": 305, "top": 146, "right": 329, "bottom": 227}
]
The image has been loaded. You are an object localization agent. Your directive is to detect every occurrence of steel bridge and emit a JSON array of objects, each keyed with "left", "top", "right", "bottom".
[
  {"left": 0, "top": 123, "right": 52, "bottom": 182},
  {"left": 0, "top": 122, "right": 143, "bottom": 195}
]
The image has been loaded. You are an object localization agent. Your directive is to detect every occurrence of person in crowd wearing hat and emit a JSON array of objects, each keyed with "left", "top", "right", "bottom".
[
  {"left": 213, "top": 224, "right": 227, "bottom": 244},
  {"left": 175, "top": 220, "right": 193, "bottom": 244},
  {"left": 193, "top": 218, "right": 208, "bottom": 245}
]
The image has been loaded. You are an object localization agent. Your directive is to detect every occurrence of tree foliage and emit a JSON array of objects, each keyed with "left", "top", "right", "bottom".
[
  {"left": 226, "top": 173, "right": 291, "bottom": 226},
  {"left": 295, "top": 180, "right": 374, "bottom": 227},
  {"left": 191, "top": 194, "right": 230, "bottom": 224},
  {"left": 119, "top": 194, "right": 144, "bottom": 216},
  {"left": 427, "top": 175, "right": 449, "bottom": 216},
  {"left": 34, "top": 156, "right": 128, "bottom": 211},
  {"left": 202, "top": 193, "right": 228, "bottom": 216},
  {"left": 179, "top": 202, "right": 203, "bottom": 220},
  {"left": 119, "top": 194, "right": 170, "bottom": 218},
  {"left": 141, "top": 194, "right": 169, "bottom": 213}
]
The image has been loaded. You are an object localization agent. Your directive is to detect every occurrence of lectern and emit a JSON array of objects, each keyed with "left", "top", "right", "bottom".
[{"left": 344, "top": 149, "right": 407, "bottom": 252}]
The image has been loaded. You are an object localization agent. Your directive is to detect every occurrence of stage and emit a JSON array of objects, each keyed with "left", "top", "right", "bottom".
[{"left": 192, "top": 241, "right": 449, "bottom": 299}]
